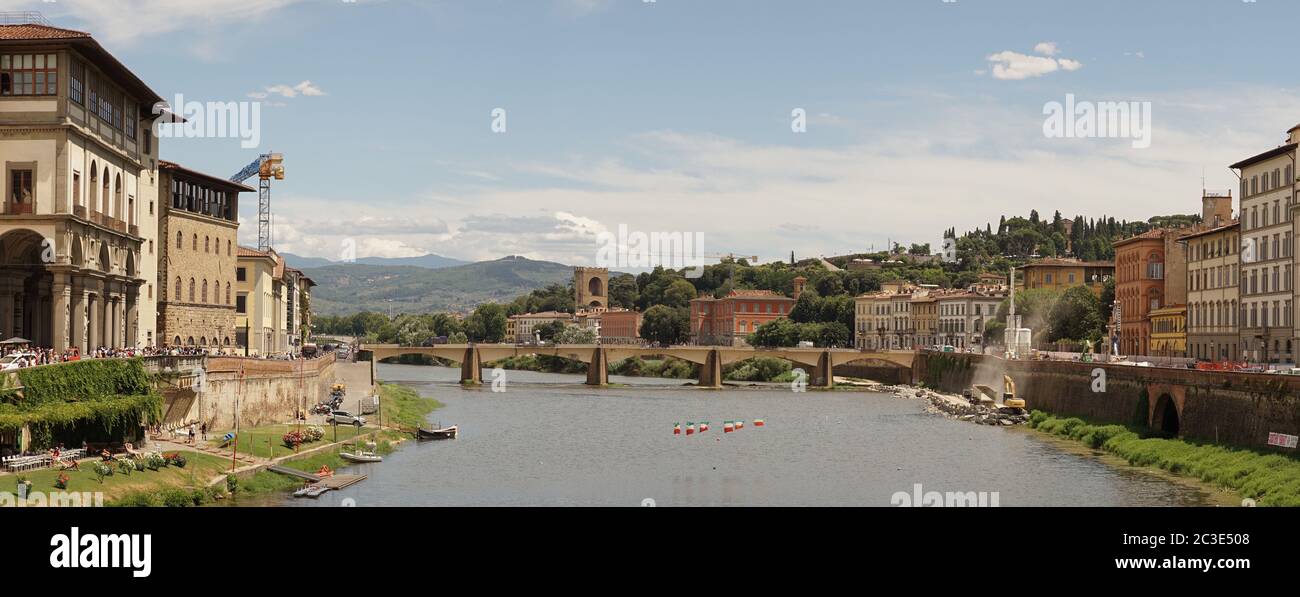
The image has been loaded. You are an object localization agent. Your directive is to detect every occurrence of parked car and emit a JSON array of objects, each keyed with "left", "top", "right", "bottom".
[{"left": 327, "top": 410, "right": 366, "bottom": 427}]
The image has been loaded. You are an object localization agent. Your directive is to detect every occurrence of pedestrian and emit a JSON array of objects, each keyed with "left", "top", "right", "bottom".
[
  {"left": 200, "top": 422, "right": 207, "bottom": 441},
  {"left": 188, "top": 423, "right": 196, "bottom": 445}
]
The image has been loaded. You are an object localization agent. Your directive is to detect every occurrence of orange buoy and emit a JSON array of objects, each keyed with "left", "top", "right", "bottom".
[
  {"left": 673, "top": 423, "right": 681, "bottom": 436},
  {"left": 723, "top": 421, "right": 734, "bottom": 433},
  {"left": 686, "top": 423, "right": 695, "bottom": 436},
  {"left": 754, "top": 419, "right": 765, "bottom": 428}
]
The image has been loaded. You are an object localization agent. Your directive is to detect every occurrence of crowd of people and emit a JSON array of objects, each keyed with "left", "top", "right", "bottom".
[{"left": 0, "top": 342, "right": 326, "bottom": 370}]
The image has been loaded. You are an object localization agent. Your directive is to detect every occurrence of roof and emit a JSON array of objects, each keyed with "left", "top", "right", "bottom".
[
  {"left": 509, "top": 311, "right": 573, "bottom": 320},
  {"left": 237, "top": 245, "right": 277, "bottom": 264},
  {"left": 692, "top": 289, "right": 794, "bottom": 302},
  {"left": 1112, "top": 229, "right": 1168, "bottom": 248},
  {"left": 160, "top": 161, "right": 256, "bottom": 193},
  {"left": 1021, "top": 258, "right": 1115, "bottom": 268},
  {"left": 0, "top": 23, "right": 163, "bottom": 106},
  {"left": 1230, "top": 143, "right": 1298, "bottom": 170},
  {"left": 0, "top": 23, "right": 89, "bottom": 40},
  {"left": 1177, "top": 219, "right": 1240, "bottom": 241}
]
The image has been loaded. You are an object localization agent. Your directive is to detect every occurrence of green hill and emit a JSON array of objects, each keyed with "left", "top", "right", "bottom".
[{"left": 304, "top": 256, "right": 575, "bottom": 316}]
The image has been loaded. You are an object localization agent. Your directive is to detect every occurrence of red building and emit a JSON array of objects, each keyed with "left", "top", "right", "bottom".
[{"left": 689, "top": 278, "right": 804, "bottom": 346}]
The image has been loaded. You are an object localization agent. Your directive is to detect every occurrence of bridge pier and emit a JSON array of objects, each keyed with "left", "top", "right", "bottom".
[
  {"left": 697, "top": 349, "right": 723, "bottom": 389},
  {"left": 813, "top": 350, "right": 834, "bottom": 389},
  {"left": 460, "top": 346, "right": 482, "bottom": 385},
  {"left": 586, "top": 347, "right": 609, "bottom": 386}
]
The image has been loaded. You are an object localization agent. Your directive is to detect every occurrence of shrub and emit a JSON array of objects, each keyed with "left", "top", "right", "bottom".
[
  {"left": 117, "top": 459, "right": 133, "bottom": 476},
  {"left": 146, "top": 453, "right": 165, "bottom": 471},
  {"left": 159, "top": 488, "right": 197, "bottom": 508},
  {"left": 226, "top": 474, "right": 239, "bottom": 493},
  {"left": 168, "top": 454, "right": 187, "bottom": 469},
  {"left": 94, "top": 462, "right": 113, "bottom": 483}
]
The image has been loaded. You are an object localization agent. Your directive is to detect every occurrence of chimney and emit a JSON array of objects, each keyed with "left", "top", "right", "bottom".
[{"left": 1289, "top": 124, "right": 1300, "bottom": 145}]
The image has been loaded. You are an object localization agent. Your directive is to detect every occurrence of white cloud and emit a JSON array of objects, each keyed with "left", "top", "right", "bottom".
[
  {"left": 249, "top": 81, "right": 326, "bottom": 100},
  {"left": 985, "top": 42, "right": 1083, "bottom": 80},
  {"left": 1033, "top": 42, "right": 1059, "bottom": 56},
  {"left": 8, "top": 0, "right": 311, "bottom": 45}
]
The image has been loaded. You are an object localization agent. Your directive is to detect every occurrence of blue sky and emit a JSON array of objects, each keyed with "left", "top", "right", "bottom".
[{"left": 9, "top": 0, "right": 1300, "bottom": 264}]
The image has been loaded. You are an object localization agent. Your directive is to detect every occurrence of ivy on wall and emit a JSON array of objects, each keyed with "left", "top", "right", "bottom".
[{"left": 0, "top": 359, "right": 162, "bottom": 450}]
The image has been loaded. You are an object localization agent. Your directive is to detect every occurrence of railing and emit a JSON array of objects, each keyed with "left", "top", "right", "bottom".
[
  {"left": 0, "top": 12, "right": 53, "bottom": 26},
  {"left": 140, "top": 355, "right": 208, "bottom": 376},
  {"left": 3, "top": 202, "right": 33, "bottom": 215}
]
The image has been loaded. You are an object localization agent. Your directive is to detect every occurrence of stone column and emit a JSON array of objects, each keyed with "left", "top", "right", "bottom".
[
  {"left": 114, "top": 295, "right": 126, "bottom": 349},
  {"left": 125, "top": 290, "right": 138, "bottom": 349},
  {"left": 70, "top": 279, "right": 87, "bottom": 354},
  {"left": 87, "top": 293, "right": 100, "bottom": 351},
  {"left": 52, "top": 273, "right": 70, "bottom": 352}
]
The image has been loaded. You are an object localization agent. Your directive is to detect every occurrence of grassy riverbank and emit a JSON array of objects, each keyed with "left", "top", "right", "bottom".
[
  {"left": 101, "top": 382, "right": 442, "bottom": 506},
  {"left": 226, "top": 382, "right": 441, "bottom": 503},
  {"left": 1027, "top": 411, "right": 1300, "bottom": 506}
]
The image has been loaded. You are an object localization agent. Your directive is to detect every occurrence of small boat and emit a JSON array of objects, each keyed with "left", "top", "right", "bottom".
[
  {"left": 294, "top": 484, "right": 332, "bottom": 498},
  {"left": 416, "top": 425, "right": 459, "bottom": 440},
  {"left": 340, "top": 451, "right": 383, "bottom": 463}
]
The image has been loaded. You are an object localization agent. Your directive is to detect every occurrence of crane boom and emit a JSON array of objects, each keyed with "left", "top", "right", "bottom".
[{"left": 229, "top": 153, "right": 284, "bottom": 253}]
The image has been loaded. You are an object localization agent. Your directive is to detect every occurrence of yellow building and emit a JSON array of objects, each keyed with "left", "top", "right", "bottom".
[
  {"left": 1149, "top": 304, "right": 1187, "bottom": 358},
  {"left": 1018, "top": 259, "right": 1114, "bottom": 296}
]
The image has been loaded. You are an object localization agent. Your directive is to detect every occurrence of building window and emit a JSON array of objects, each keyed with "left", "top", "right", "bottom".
[
  {"left": 202, "top": 280, "right": 208, "bottom": 303},
  {"left": 9, "top": 169, "right": 33, "bottom": 210},
  {"left": 237, "top": 267, "right": 247, "bottom": 282},
  {"left": 0, "top": 54, "right": 58, "bottom": 96},
  {"left": 205, "top": 236, "right": 210, "bottom": 253},
  {"left": 226, "top": 282, "right": 231, "bottom": 305},
  {"left": 174, "top": 277, "right": 182, "bottom": 300},
  {"left": 69, "top": 59, "right": 83, "bottom": 104},
  {"left": 188, "top": 278, "right": 195, "bottom": 302}
]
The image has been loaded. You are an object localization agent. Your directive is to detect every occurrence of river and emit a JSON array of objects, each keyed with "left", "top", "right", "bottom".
[{"left": 277, "top": 363, "right": 1228, "bottom": 507}]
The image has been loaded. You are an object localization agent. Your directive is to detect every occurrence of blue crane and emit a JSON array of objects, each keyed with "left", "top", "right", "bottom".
[{"left": 230, "top": 153, "right": 284, "bottom": 253}]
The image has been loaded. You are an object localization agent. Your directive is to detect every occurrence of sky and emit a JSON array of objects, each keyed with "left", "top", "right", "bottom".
[{"left": 6, "top": 0, "right": 1300, "bottom": 265}]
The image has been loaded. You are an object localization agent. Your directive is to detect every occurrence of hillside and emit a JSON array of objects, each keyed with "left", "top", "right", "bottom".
[
  {"left": 304, "top": 256, "right": 575, "bottom": 316},
  {"left": 283, "top": 252, "right": 468, "bottom": 270}
]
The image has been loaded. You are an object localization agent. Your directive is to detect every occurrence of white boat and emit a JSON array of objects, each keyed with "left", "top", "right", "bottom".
[{"left": 340, "top": 451, "right": 383, "bottom": 463}]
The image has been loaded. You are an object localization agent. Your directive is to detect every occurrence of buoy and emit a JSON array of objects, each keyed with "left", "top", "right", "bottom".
[
  {"left": 723, "top": 421, "right": 734, "bottom": 433},
  {"left": 686, "top": 423, "right": 695, "bottom": 436},
  {"left": 673, "top": 423, "right": 681, "bottom": 436},
  {"left": 754, "top": 419, "right": 765, "bottom": 428},
  {"left": 736, "top": 420, "right": 745, "bottom": 430},
  {"left": 700, "top": 422, "right": 710, "bottom": 432}
]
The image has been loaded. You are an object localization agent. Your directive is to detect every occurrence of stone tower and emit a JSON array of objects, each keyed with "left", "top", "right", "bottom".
[{"left": 575, "top": 267, "right": 609, "bottom": 309}]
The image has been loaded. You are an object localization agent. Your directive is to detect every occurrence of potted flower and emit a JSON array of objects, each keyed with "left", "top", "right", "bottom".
[{"left": 54, "top": 473, "right": 69, "bottom": 490}]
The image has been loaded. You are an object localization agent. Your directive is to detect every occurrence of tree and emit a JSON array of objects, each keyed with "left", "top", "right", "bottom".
[
  {"left": 535, "top": 320, "right": 568, "bottom": 343},
  {"left": 1047, "top": 285, "right": 1104, "bottom": 343},
  {"left": 555, "top": 325, "right": 597, "bottom": 345},
  {"left": 816, "top": 322, "right": 851, "bottom": 348},
  {"left": 662, "top": 278, "right": 698, "bottom": 308},
  {"left": 639, "top": 305, "right": 689, "bottom": 346},
  {"left": 608, "top": 274, "right": 639, "bottom": 309},
  {"left": 748, "top": 318, "right": 802, "bottom": 348},
  {"left": 464, "top": 303, "right": 507, "bottom": 343}
]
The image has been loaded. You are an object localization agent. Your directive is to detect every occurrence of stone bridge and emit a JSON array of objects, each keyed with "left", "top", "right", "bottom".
[{"left": 363, "top": 344, "right": 916, "bottom": 389}]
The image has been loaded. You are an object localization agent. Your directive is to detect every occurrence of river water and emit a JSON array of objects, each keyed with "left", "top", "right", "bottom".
[{"left": 278, "top": 364, "right": 1225, "bottom": 507}]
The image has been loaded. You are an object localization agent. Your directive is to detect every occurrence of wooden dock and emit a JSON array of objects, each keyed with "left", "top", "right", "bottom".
[{"left": 319, "top": 474, "right": 366, "bottom": 490}]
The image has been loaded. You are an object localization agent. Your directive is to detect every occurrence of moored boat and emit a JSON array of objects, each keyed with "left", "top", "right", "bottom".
[{"left": 416, "top": 425, "right": 459, "bottom": 440}]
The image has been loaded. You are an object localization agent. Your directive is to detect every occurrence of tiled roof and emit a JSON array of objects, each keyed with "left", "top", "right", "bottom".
[
  {"left": 160, "top": 161, "right": 257, "bottom": 193},
  {"left": 237, "top": 246, "right": 272, "bottom": 259},
  {"left": 0, "top": 24, "right": 90, "bottom": 40},
  {"left": 1022, "top": 258, "right": 1115, "bottom": 268}
]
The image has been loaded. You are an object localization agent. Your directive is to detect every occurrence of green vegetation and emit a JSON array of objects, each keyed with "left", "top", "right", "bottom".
[
  {"left": 0, "top": 359, "right": 163, "bottom": 450},
  {"left": 747, "top": 318, "right": 851, "bottom": 348},
  {"left": 13, "top": 450, "right": 230, "bottom": 505},
  {"left": 1028, "top": 411, "right": 1300, "bottom": 506},
  {"left": 376, "top": 383, "right": 443, "bottom": 431},
  {"left": 610, "top": 357, "right": 697, "bottom": 379},
  {"left": 206, "top": 423, "right": 374, "bottom": 460}
]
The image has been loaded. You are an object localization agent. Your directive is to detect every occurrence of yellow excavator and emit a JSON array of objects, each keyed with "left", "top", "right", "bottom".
[{"left": 1002, "top": 375, "right": 1026, "bottom": 410}]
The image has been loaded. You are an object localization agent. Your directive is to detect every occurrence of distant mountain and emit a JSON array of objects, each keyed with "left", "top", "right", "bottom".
[
  {"left": 304, "top": 256, "right": 575, "bottom": 316},
  {"left": 282, "top": 252, "right": 469, "bottom": 271}
]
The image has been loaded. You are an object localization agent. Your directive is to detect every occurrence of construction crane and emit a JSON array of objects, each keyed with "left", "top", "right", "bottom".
[{"left": 230, "top": 153, "right": 285, "bottom": 252}]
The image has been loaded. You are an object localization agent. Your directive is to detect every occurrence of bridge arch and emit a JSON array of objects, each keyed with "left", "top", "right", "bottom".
[{"left": 1151, "top": 392, "right": 1180, "bottom": 436}]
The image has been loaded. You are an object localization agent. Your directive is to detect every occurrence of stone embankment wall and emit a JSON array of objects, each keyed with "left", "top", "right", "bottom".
[
  {"left": 160, "top": 354, "right": 336, "bottom": 430},
  {"left": 914, "top": 352, "right": 1300, "bottom": 449}
]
